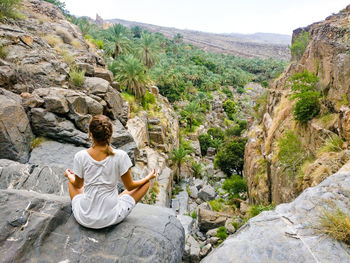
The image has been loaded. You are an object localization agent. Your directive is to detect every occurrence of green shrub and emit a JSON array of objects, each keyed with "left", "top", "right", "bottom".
[
  {"left": 198, "top": 134, "right": 211, "bottom": 156},
  {"left": 216, "top": 226, "right": 228, "bottom": 240},
  {"left": 191, "top": 162, "right": 202, "bottom": 178},
  {"left": 0, "top": 0, "right": 23, "bottom": 19},
  {"left": 247, "top": 204, "right": 274, "bottom": 218},
  {"left": 30, "top": 137, "right": 46, "bottom": 150},
  {"left": 191, "top": 210, "right": 197, "bottom": 219},
  {"left": 277, "top": 130, "right": 306, "bottom": 177},
  {"left": 237, "top": 87, "right": 245, "bottom": 94},
  {"left": 223, "top": 99, "right": 237, "bottom": 120},
  {"left": 289, "top": 30, "right": 310, "bottom": 60},
  {"left": 214, "top": 138, "right": 247, "bottom": 176},
  {"left": 141, "top": 91, "right": 156, "bottom": 110},
  {"left": 207, "top": 127, "right": 225, "bottom": 141},
  {"left": 69, "top": 66, "right": 85, "bottom": 86},
  {"left": 222, "top": 175, "right": 247, "bottom": 197},
  {"left": 0, "top": 45, "right": 8, "bottom": 59},
  {"left": 293, "top": 94, "right": 320, "bottom": 123},
  {"left": 208, "top": 198, "right": 226, "bottom": 212}
]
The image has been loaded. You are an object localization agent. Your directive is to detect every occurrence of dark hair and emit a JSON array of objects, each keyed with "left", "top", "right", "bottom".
[{"left": 88, "top": 115, "right": 115, "bottom": 156}]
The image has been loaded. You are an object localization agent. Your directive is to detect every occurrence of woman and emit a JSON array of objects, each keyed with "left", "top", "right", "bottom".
[{"left": 64, "top": 115, "right": 155, "bottom": 229}]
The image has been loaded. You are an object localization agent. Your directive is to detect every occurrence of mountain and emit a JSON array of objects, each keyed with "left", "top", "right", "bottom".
[{"left": 105, "top": 18, "right": 291, "bottom": 60}]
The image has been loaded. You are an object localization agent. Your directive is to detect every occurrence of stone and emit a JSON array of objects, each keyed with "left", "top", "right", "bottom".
[
  {"left": 189, "top": 185, "right": 199, "bottom": 199},
  {"left": 240, "top": 201, "right": 248, "bottom": 214},
  {"left": 198, "top": 208, "right": 228, "bottom": 232},
  {"left": 206, "top": 147, "right": 216, "bottom": 157},
  {"left": 206, "top": 228, "right": 218, "bottom": 237},
  {"left": 20, "top": 35, "right": 34, "bottom": 47},
  {"left": 199, "top": 244, "right": 212, "bottom": 258},
  {"left": 0, "top": 90, "right": 32, "bottom": 163},
  {"left": 127, "top": 115, "right": 149, "bottom": 148},
  {"left": 21, "top": 92, "right": 44, "bottom": 108},
  {"left": 191, "top": 140, "right": 202, "bottom": 157},
  {"left": 193, "top": 178, "right": 204, "bottom": 190},
  {"left": 84, "top": 77, "right": 110, "bottom": 94},
  {"left": 103, "top": 87, "right": 124, "bottom": 120},
  {"left": 224, "top": 218, "right": 236, "bottom": 234},
  {"left": 75, "top": 62, "right": 95, "bottom": 76},
  {"left": 0, "top": 189, "right": 185, "bottom": 263},
  {"left": 0, "top": 65, "right": 16, "bottom": 86},
  {"left": 198, "top": 185, "right": 216, "bottom": 201},
  {"left": 177, "top": 215, "right": 194, "bottom": 236},
  {"left": 198, "top": 202, "right": 211, "bottom": 211},
  {"left": 201, "top": 171, "right": 350, "bottom": 263},
  {"left": 111, "top": 81, "right": 121, "bottom": 92},
  {"left": 155, "top": 167, "right": 174, "bottom": 207},
  {"left": 184, "top": 235, "right": 201, "bottom": 263},
  {"left": 93, "top": 67, "right": 114, "bottom": 83},
  {"left": 150, "top": 85, "right": 159, "bottom": 96},
  {"left": 207, "top": 237, "right": 220, "bottom": 245}
]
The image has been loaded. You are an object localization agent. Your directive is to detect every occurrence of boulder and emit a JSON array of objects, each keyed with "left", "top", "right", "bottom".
[
  {"left": 0, "top": 89, "right": 32, "bottom": 163},
  {"left": 189, "top": 185, "right": 199, "bottom": 199},
  {"left": 111, "top": 119, "right": 137, "bottom": 161},
  {"left": 127, "top": 115, "right": 149, "bottom": 148},
  {"left": 224, "top": 218, "right": 236, "bottom": 234},
  {"left": 0, "top": 65, "right": 16, "bottom": 86},
  {"left": 177, "top": 215, "right": 194, "bottom": 236},
  {"left": 0, "top": 189, "right": 185, "bottom": 263},
  {"left": 183, "top": 235, "right": 200, "bottom": 263},
  {"left": 199, "top": 244, "right": 212, "bottom": 258},
  {"left": 198, "top": 208, "right": 228, "bottom": 232},
  {"left": 198, "top": 185, "right": 216, "bottom": 201},
  {"left": 201, "top": 171, "right": 350, "bottom": 263},
  {"left": 84, "top": 77, "right": 110, "bottom": 94},
  {"left": 93, "top": 67, "right": 114, "bottom": 83}
]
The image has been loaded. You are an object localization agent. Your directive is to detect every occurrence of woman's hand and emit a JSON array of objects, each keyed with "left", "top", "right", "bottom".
[
  {"left": 147, "top": 169, "right": 156, "bottom": 181},
  {"left": 64, "top": 169, "right": 76, "bottom": 184}
]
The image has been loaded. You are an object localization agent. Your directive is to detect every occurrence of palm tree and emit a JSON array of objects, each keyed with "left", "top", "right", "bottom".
[
  {"left": 170, "top": 146, "right": 189, "bottom": 183},
  {"left": 105, "top": 24, "right": 131, "bottom": 58},
  {"left": 137, "top": 33, "right": 160, "bottom": 69},
  {"left": 112, "top": 54, "right": 150, "bottom": 98},
  {"left": 183, "top": 101, "right": 201, "bottom": 131}
]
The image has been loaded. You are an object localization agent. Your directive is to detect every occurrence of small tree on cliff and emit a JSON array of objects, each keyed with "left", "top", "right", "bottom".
[
  {"left": 170, "top": 146, "right": 190, "bottom": 183},
  {"left": 181, "top": 101, "right": 202, "bottom": 132},
  {"left": 137, "top": 33, "right": 160, "bottom": 69}
]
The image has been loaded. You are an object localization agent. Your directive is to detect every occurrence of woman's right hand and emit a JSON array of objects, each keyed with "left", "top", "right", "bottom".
[{"left": 147, "top": 169, "right": 156, "bottom": 180}]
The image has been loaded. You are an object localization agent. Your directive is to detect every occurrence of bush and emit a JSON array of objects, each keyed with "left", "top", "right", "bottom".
[
  {"left": 247, "top": 204, "right": 274, "bottom": 218},
  {"left": 223, "top": 99, "right": 237, "bottom": 120},
  {"left": 317, "top": 206, "right": 350, "bottom": 247},
  {"left": 141, "top": 91, "right": 156, "bottom": 110},
  {"left": 0, "top": 45, "right": 8, "bottom": 59},
  {"left": 191, "top": 210, "right": 197, "bottom": 219},
  {"left": 216, "top": 226, "right": 228, "bottom": 240},
  {"left": 293, "top": 94, "right": 320, "bottom": 123},
  {"left": 61, "top": 50, "right": 75, "bottom": 65},
  {"left": 0, "top": 0, "right": 23, "bottom": 19},
  {"left": 318, "top": 135, "right": 344, "bottom": 155},
  {"left": 277, "top": 130, "right": 306, "bottom": 177},
  {"left": 208, "top": 198, "right": 225, "bottom": 212},
  {"left": 69, "top": 66, "right": 85, "bottom": 86},
  {"left": 207, "top": 127, "right": 225, "bottom": 141},
  {"left": 191, "top": 162, "right": 202, "bottom": 178},
  {"left": 44, "top": 34, "right": 63, "bottom": 47},
  {"left": 198, "top": 134, "right": 211, "bottom": 156},
  {"left": 289, "top": 30, "right": 310, "bottom": 60},
  {"left": 222, "top": 175, "right": 247, "bottom": 197},
  {"left": 214, "top": 138, "right": 247, "bottom": 176}
]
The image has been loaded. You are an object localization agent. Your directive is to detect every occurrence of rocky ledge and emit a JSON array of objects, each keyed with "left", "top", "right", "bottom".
[
  {"left": 201, "top": 171, "right": 350, "bottom": 263},
  {"left": 0, "top": 189, "right": 185, "bottom": 263}
]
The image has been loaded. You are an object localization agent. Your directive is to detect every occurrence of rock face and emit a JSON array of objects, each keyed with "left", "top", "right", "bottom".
[
  {"left": 201, "top": 170, "right": 350, "bottom": 263},
  {"left": 244, "top": 6, "right": 350, "bottom": 205},
  {"left": 0, "top": 189, "right": 185, "bottom": 263},
  {"left": 0, "top": 89, "right": 32, "bottom": 163}
]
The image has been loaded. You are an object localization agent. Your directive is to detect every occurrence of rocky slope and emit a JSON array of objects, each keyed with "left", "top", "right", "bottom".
[
  {"left": 0, "top": 1, "right": 184, "bottom": 261},
  {"left": 201, "top": 166, "right": 350, "bottom": 263},
  {"left": 244, "top": 5, "right": 350, "bottom": 205}
]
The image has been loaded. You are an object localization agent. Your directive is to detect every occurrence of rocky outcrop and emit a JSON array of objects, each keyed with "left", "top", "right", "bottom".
[
  {"left": 201, "top": 169, "right": 350, "bottom": 263},
  {"left": 0, "top": 89, "right": 32, "bottom": 163},
  {"left": 244, "top": 6, "right": 350, "bottom": 205},
  {"left": 0, "top": 189, "right": 185, "bottom": 263}
]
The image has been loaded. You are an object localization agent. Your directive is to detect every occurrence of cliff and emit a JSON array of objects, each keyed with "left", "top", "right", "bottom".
[{"left": 244, "top": 5, "right": 350, "bottom": 204}]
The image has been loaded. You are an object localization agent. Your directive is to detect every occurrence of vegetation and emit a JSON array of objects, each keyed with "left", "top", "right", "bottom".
[
  {"left": 69, "top": 66, "right": 85, "bottom": 86},
  {"left": 180, "top": 101, "right": 202, "bottom": 131},
  {"left": 30, "top": 137, "right": 46, "bottom": 150},
  {"left": 191, "top": 162, "right": 203, "bottom": 178},
  {"left": 0, "top": 0, "right": 23, "bottom": 19},
  {"left": 0, "top": 45, "right": 8, "bottom": 59},
  {"left": 289, "top": 70, "right": 321, "bottom": 123},
  {"left": 317, "top": 205, "right": 350, "bottom": 247},
  {"left": 289, "top": 30, "right": 310, "bottom": 60},
  {"left": 43, "top": 0, "right": 69, "bottom": 16},
  {"left": 141, "top": 91, "right": 156, "bottom": 110},
  {"left": 277, "top": 130, "right": 306, "bottom": 177},
  {"left": 318, "top": 134, "right": 344, "bottom": 155},
  {"left": 208, "top": 198, "right": 226, "bottom": 212},
  {"left": 222, "top": 175, "right": 248, "bottom": 198},
  {"left": 216, "top": 226, "right": 228, "bottom": 241},
  {"left": 191, "top": 210, "right": 197, "bottom": 219},
  {"left": 170, "top": 146, "right": 191, "bottom": 182},
  {"left": 223, "top": 99, "right": 237, "bottom": 120},
  {"left": 214, "top": 138, "right": 247, "bottom": 176},
  {"left": 142, "top": 181, "right": 160, "bottom": 205},
  {"left": 247, "top": 204, "right": 275, "bottom": 218}
]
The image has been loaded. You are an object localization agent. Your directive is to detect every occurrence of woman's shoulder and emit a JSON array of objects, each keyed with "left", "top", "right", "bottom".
[{"left": 74, "top": 149, "right": 88, "bottom": 159}]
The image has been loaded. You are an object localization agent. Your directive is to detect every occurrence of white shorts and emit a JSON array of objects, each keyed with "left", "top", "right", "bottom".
[{"left": 114, "top": 194, "right": 136, "bottom": 224}]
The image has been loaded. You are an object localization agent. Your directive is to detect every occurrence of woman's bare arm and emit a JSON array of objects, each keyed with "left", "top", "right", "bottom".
[{"left": 121, "top": 169, "right": 156, "bottom": 191}]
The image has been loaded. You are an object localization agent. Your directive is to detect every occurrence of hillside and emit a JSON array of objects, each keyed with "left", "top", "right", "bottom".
[{"left": 105, "top": 18, "right": 291, "bottom": 60}]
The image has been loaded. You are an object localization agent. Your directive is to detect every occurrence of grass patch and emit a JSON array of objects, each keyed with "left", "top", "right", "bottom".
[
  {"left": 43, "top": 34, "right": 63, "bottom": 47},
  {"left": 0, "top": 45, "right": 8, "bottom": 59},
  {"left": 30, "top": 137, "right": 45, "bottom": 149},
  {"left": 208, "top": 198, "right": 226, "bottom": 212},
  {"left": 0, "top": 0, "right": 24, "bottom": 20},
  {"left": 318, "top": 135, "right": 343, "bottom": 155},
  {"left": 317, "top": 206, "right": 350, "bottom": 247},
  {"left": 142, "top": 181, "right": 160, "bottom": 205},
  {"left": 172, "top": 185, "right": 183, "bottom": 198},
  {"left": 61, "top": 49, "right": 75, "bottom": 65},
  {"left": 216, "top": 226, "right": 228, "bottom": 241},
  {"left": 69, "top": 66, "right": 85, "bottom": 87},
  {"left": 121, "top": 92, "right": 141, "bottom": 117},
  {"left": 191, "top": 210, "right": 197, "bottom": 219},
  {"left": 71, "top": 39, "right": 81, "bottom": 49},
  {"left": 319, "top": 113, "right": 335, "bottom": 127}
]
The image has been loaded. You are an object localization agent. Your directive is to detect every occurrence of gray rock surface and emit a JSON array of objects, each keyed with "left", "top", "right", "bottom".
[
  {"left": 198, "top": 208, "right": 228, "bottom": 232},
  {"left": 201, "top": 172, "right": 350, "bottom": 263},
  {"left": 0, "top": 89, "right": 32, "bottom": 163},
  {"left": 0, "top": 189, "right": 185, "bottom": 263},
  {"left": 198, "top": 185, "right": 216, "bottom": 201},
  {"left": 177, "top": 215, "right": 194, "bottom": 236}
]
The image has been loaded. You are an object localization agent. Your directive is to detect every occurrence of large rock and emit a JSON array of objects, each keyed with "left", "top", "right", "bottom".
[
  {"left": 201, "top": 171, "right": 350, "bottom": 263},
  {"left": 127, "top": 115, "right": 149, "bottom": 148},
  {"left": 198, "top": 208, "right": 228, "bottom": 232},
  {"left": 0, "top": 89, "right": 32, "bottom": 163},
  {"left": 0, "top": 189, "right": 185, "bottom": 263},
  {"left": 198, "top": 185, "right": 216, "bottom": 201}
]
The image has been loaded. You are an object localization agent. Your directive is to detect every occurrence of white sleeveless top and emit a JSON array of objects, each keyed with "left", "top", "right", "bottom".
[{"left": 71, "top": 148, "right": 133, "bottom": 229}]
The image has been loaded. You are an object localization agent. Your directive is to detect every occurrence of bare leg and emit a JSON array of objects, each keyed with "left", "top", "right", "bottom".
[
  {"left": 119, "top": 181, "right": 150, "bottom": 203},
  {"left": 67, "top": 181, "right": 83, "bottom": 200}
]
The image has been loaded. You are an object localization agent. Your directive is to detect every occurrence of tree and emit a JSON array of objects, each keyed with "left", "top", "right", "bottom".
[
  {"left": 112, "top": 54, "right": 150, "bottom": 98},
  {"left": 137, "top": 33, "right": 160, "bottom": 69},
  {"left": 214, "top": 138, "right": 247, "bottom": 176},
  {"left": 182, "top": 101, "right": 202, "bottom": 131},
  {"left": 131, "top": 26, "right": 142, "bottom": 38},
  {"left": 223, "top": 99, "right": 237, "bottom": 120},
  {"left": 173, "top": 33, "right": 183, "bottom": 44},
  {"left": 105, "top": 24, "right": 131, "bottom": 58},
  {"left": 170, "top": 146, "right": 190, "bottom": 182}
]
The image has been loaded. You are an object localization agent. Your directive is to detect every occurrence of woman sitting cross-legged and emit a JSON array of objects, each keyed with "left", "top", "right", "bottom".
[{"left": 64, "top": 114, "right": 156, "bottom": 229}]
